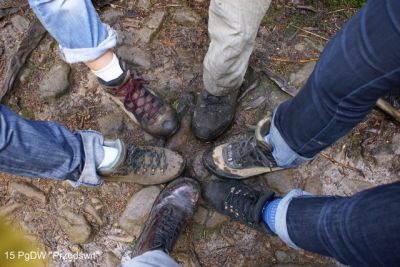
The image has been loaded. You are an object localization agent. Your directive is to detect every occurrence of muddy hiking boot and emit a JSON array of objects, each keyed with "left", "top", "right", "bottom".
[
  {"left": 99, "top": 61, "right": 179, "bottom": 137},
  {"left": 203, "top": 116, "right": 281, "bottom": 179},
  {"left": 133, "top": 177, "right": 200, "bottom": 256},
  {"left": 192, "top": 89, "right": 239, "bottom": 141},
  {"left": 98, "top": 139, "right": 185, "bottom": 185},
  {"left": 203, "top": 179, "right": 275, "bottom": 233}
]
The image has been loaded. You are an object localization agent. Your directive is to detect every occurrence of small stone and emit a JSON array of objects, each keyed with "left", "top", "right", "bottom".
[
  {"left": 174, "top": 8, "right": 201, "bottom": 25},
  {"left": 391, "top": 134, "right": 400, "bottom": 155},
  {"left": 117, "top": 46, "right": 151, "bottom": 69},
  {"left": 205, "top": 211, "right": 229, "bottom": 228},
  {"left": 294, "top": 42, "right": 306, "bottom": 52},
  {"left": 9, "top": 182, "right": 47, "bottom": 203},
  {"left": 57, "top": 208, "right": 91, "bottom": 244},
  {"left": 275, "top": 250, "right": 295, "bottom": 263},
  {"left": 19, "top": 67, "right": 31, "bottom": 84},
  {"left": 190, "top": 151, "right": 211, "bottom": 180},
  {"left": 11, "top": 15, "right": 30, "bottom": 33},
  {"left": 136, "top": 0, "right": 152, "bottom": 11},
  {"left": 38, "top": 63, "right": 71, "bottom": 99},
  {"left": 193, "top": 206, "right": 208, "bottom": 225},
  {"left": 103, "top": 9, "right": 124, "bottom": 26},
  {"left": 0, "top": 203, "right": 23, "bottom": 217},
  {"left": 289, "top": 62, "right": 316, "bottom": 88},
  {"left": 84, "top": 203, "right": 103, "bottom": 225},
  {"left": 104, "top": 251, "right": 121, "bottom": 267},
  {"left": 264, "top": 169, "right": 297, "bottom": 194},
  {"left": 137, "top": 11, "right": 166, "bottom": 43},
  {"left": 97, "top": 113, "right": 124, "bottom": 137},
  {"left": 119, "top": 186, "right": 161, "bottom": 237},
  {"left": 303, "top": 38, "right": 324, "bottom": 52}
]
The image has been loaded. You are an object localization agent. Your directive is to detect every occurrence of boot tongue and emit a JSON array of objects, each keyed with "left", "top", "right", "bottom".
[{"left": 255, "top": 115, "right": 273, "bottom": 152}]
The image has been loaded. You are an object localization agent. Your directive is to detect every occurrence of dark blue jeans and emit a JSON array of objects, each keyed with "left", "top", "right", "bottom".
[
  {"left": 287, "top": 182, "right": 400, "bottom": 266},
  {"left": 274, "top": 0, "right": 400, "bottom": 158}
]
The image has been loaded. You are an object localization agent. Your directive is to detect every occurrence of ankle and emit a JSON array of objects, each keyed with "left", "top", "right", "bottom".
[{"left": 90, "top": 52, "right": 124, "bottom": 83}]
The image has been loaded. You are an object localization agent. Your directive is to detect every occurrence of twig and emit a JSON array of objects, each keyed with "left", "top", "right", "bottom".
[
  {"left": 295, "top": 5, "right": 318, "bottom": 13},
  {"left": 320, "top": 153, "right": 365, "bottom": 177},
  {"left": 289, "top": 24, "right": 329, "bottom": 41},
  {"left": 268, "top": 56, "right": 318, "bottom": 63}
]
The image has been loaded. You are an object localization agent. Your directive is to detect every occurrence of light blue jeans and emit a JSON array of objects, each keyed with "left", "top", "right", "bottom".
[{"left": 28, "top": 0, "right": 117, "bottom": 63}]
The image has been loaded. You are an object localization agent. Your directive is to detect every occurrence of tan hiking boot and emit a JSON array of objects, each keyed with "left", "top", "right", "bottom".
[
  {"left": 99, "top": 139, "right": 185, "bottom": 185},
  {"left": 203, "top": 116, "right": 281, "bottom": 179},
  {"left": 99, "top": 62, "right": 179, "bottom": 137}
]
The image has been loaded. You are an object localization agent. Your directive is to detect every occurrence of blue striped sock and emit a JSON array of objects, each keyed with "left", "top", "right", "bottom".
[{"left": 262, "top": 198, "right": 282, "bottom": 234}]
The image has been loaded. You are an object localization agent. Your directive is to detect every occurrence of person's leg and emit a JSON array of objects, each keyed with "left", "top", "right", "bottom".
[
  {"left": 0, "top": 104, "right": 103, "bottom": 186},
  {"left": 204, "top": 0, "right": 400, "bottom": 177},
  {"left": 280, "top": 182, "right": 400, "bottom": 266},
  {"left": 193, "top": 0, "right": 271, "bottom": 141},
  {"left": 272, "top": 0, "right": 400, "bottom": 163},
  {"left": 121, "top": 250, "right": 180, "bottom": 267}
]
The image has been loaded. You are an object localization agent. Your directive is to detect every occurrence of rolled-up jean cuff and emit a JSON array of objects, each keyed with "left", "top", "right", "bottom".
[
  {"left": 69, "top": 130, "right": 104, "bottom": 187},
  {"left": 275, "top": 189, "right": 312, "bottom": 249},
  {"left": 60, "top": 24, "right": 117, "bottom": 64},
  {"left": 265, "top": 108, "right": 313, "bottom": 168}
]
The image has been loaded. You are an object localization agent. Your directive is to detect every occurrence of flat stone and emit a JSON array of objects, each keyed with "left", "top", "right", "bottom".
[
  {"left": 97, "top": 113, "right": 124, "bottom": 137},
  {"left": 9, "top": 182, "right": 47, "bottom": 203},
  {"left": 289, "top": 62, "right": 316, "bottom": 88},
  {"left": 57, "top": 208, "right": 91, "bottom": 244},
  {"left": 137, "top": 11, "right": 166, "bottom": 43},
  {"left": 104, "top": 251, "right": 121, "bottom": 267},
  {"left": 391, "top": 134, "right": 400, "bottom": 155},
  {"left": 205, "top": 211, "right": 229, "bottom": 228},
  {"left": 263, "top": 169, "right": 297, "bottom": 194},
  {"left": 103, "top": 9, "right": 124, "bottom": 26},
  {"left": 190, "top": 151, "right": 211, "bottom": 181},
  {"left": 38, "top": 63, "right": 71, "bottom": 99},
  {"left": 294, "top": 42, "right": 306, "bottom": 52},
  {"left": 117, "top": 46, "right": 151, "bottom": 69},
  {"left": 119, "top": 186, "right": 161, "bottom": 238},
  {"left": 11, "top": 15, "right": 30, "bottom": 33},
  {"left": 174, "top": 8, "right": 201, "bottom": 25},
  {"left": 193, "top": 206, "right": 208, "bottom": 225},
  {"left": 275, "top": 250, "right": 295, "bottom": 263}
]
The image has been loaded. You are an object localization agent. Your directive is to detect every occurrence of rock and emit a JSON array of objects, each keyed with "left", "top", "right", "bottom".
[
  {"left": 304, "top": 176, "right": 323, "bottom": 195},
  {"left": 9, "top": 182, "right": 47, "bottom": 203},
  {"left": 136, "top": 0, "right": 152, "bottom": 11},
  {"left": 263, "top": 169, "right": 297, "bottom": 194},
  {"left": 107, "top": 235, "right": 134, "bottom": 243},
  {"left": 137, "top": 11, "right": 166, "bottom": 43},
  {"left": 294, "top": 42, "right": 306, "bottom": 52},
  {"left": 174, "top": 8, "right": 201, "bottom": 25},
  {"left": 190, "top": 151, "right": 211, "bottom": 181},
  {"left": 275, "top": 250, "right": 295, "bottom": 263},
  {"left": 205, "top": 211, "right": 229, "bottom": 228},
  {"left": 303, "top": 38, "right": 324, "bottom": 52},
  {"left": 119, "top": 186, "right": 161, "bottom": 237},
  {"left": 193, "top": 206, "right": 208, "bottom": 225},
  {"left": 57, "top": 208, "right": 91, "bottom": 244},
  {"left": 19, "top": 67, "right": 31, "bottom": 83},
  {"left": 0, "top": 203, "right": 23, "bottom": 217},
  {"left": 263, "top": 80, "right": 291, "bottom": 113},
  {"left": 38, "top": 63, "right": 71, "bottom": 99},
  {"left": 104, "top": 251, "right": 121, "bottom": 267},
  {"left": 117, "top": 46, "right": 151, "bottom": 69},
  {"left": 11, "top": 15, "right": 30, "bottom": 33},
  {"left": 391, "top": 134, "right": 400, "bottom": 155},
  {"left": 289, "top": 62, "right": 316, "bottom": 88},
  {"left": 103, "top": 9, "right": 124, "bottom": 26},
  {"left": 97, "top": 113, "right": 124, "bottom": 137},
  {"left": 84, "top": 203, "right": 103, "bottom": 225}
]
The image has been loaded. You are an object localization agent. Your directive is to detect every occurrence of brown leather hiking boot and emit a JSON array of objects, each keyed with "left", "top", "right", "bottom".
[
  {"left": 98, "top": 139, "right": 185, "bottom": 185},
  {"left": 203, "top": 116, "right": 282, "bottom": 179},
  {"left": 99, "top": 64, "right": 179, "bottom": 137},
  {"left": 133, "top": 177, "right": 200, "bottom": 256}
]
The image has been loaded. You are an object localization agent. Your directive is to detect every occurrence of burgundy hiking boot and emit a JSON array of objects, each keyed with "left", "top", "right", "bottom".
[
  {"left": 133, "top": 177, "right": 200, "bottom": 256},
  {"left": 99, "top": 63, "right": 179, "bottom": 137}
]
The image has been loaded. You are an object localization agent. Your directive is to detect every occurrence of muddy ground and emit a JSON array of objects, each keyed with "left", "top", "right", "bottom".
[{"left": 0, "top": 0, "right": 399, "bottom": 266}]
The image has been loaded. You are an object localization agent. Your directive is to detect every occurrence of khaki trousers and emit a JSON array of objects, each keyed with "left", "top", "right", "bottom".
[{"left": 203, "top": 0, "right": 271, "bottom": 96}]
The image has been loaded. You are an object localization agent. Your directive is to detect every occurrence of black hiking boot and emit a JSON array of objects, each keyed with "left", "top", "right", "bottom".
[
  {"left": 192, "top": 90, "right": 239, "bottom": 141},
  {"left": 203, "top": 179, "right": 275, "bottom": 233},
  {"left": 203, "top": 116, "right": 281, "bottom": 179},
  {"left": 133, "top": 177, "right": 200, "bottom": 256}
]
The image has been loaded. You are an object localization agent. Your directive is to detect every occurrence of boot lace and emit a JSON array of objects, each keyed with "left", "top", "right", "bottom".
[
  {"left": 153, "top": 206, "right": 183, "bottom": 253},
  {"left": 227, "top": 137, "right": 276, "bottom": 168},
  {"left": 116, "top": 145, "right": 168, "bottom": 175},
  {"left": 224, "top": 186, "right": 257, "bottom": 223}
]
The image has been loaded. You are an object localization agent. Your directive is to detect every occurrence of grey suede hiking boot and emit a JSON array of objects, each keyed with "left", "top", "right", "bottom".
[
  {"left": 133, "top": 177, "right": 200, "bottom": 256},
  {"left": 203, "top": 116, "right": 281, "bottom": 179},
  {"left": 98, "top": 139, "right": 185, "bottom": 185},
  {"left": 99, "top": 61, "right": 179, "bottom": 137},
  {"left": 203, "top": 179, "right": 274, "bottom": 233},
  {"left": 192, "top": 90, "right": 239, "bottom": 141}
]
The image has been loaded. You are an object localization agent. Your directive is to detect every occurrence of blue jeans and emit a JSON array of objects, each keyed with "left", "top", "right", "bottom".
[
  {"left": 274, "top": 182, "right": 400, "bottom": 267},
  {"left": 267, "top": 0, "right": 400, "bottom": 166},
  {"left": 0, "top": 105, "right": 104, "bottom": 186},
  {"left": 28, "top": 0, "right": 117, "bottom": 63}
]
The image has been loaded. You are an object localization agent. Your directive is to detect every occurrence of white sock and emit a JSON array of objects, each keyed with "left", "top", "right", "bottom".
[
  {"left": 98, "top": 146, "right": 119, "bottom": 169},
  {"left": 91, "top": 53, "right": 124, "bottom": 82}
]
